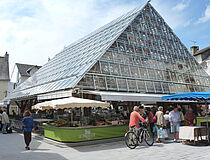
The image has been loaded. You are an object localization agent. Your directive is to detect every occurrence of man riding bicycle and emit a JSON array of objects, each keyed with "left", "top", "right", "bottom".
[{"left": 129, "top": 106, "right": 147, "bottom": 128}]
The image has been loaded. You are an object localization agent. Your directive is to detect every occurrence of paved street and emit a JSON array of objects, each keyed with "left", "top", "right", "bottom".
[{"left": 0, "top": 132, "right": 210, "bottom": 160}]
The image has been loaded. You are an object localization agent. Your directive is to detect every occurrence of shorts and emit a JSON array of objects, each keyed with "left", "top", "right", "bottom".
[{"left": 170, "top": 122, "right": 180, "bottom": 133}]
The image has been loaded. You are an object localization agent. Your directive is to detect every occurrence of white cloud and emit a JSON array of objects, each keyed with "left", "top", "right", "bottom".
[
  {"left": 0, "top": 0, "right": 196, "bottom": 76},
  {"left": 196, "top": 5, "right": 210, "bottom": 24},
  {"left": 0, "top": 0, "right": 138, "bottom": 75},
  {"left": 172, "top": 1, "right": 189, "bottom": 11},
  {"left": 152, "top": 0, "right": 191, "bottom": 29},
  {"left": 183, "top": 19, "right": 191, "bottom": 27}
]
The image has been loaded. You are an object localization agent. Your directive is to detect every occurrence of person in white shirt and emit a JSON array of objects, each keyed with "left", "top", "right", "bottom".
[
  {"left": 164, "top": 110, "right": 170, "bottom": 127},
  {"left": 169, "top": 107, "right": 181, "bottom": 142}
]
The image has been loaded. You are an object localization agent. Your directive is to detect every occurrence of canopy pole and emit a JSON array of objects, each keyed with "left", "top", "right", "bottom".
[{"left": 205, "top": 102, "right": 209, "bottom": 143}]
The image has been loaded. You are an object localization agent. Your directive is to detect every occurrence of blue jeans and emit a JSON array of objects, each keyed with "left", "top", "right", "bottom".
[
  {"left": 170, "top": 122, "right": 180, "bottom": 133},
  {"left": 2, "top": 124, "right": 7, "bottom": 134}
]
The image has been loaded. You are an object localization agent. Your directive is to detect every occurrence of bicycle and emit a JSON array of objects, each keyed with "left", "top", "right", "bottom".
[{"left": 125, "top": 123, "right": 154, "bottom": 149}]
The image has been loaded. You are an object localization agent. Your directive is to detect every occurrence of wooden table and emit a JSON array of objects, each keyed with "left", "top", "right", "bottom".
[{"left": 179, "top": 126, "right": 208, "bottom": 145}]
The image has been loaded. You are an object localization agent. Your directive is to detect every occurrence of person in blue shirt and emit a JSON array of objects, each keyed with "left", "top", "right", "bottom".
[
  {"left": 169, "top": 107, "right": 181, "bottom": 142},
  {"left": 22, "top": 110, "right": 34, "bottom": 150}
]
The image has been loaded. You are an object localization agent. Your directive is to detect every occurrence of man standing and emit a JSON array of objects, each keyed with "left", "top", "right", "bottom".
[
  {"left": 169, "top": 107, "right": 181, "bottom": 142},
  {"left": 2, "top": 108, "right": 9, "bottom": 134}
]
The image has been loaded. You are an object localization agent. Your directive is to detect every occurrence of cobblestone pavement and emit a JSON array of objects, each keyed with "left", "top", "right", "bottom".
[{"left": 0, "top": 132, "right": 210, "bottom": 160}]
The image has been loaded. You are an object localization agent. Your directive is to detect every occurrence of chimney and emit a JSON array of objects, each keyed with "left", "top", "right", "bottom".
[{"left": 190, "top": 46, "right": 199, "bottom": 55}]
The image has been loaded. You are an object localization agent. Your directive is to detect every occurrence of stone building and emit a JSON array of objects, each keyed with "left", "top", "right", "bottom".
[{"left": 0, "top": 52, "right": 10, "bottom": 103}]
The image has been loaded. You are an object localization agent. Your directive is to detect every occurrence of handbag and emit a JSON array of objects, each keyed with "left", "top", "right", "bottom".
[
  {"left": 158, "top": 127, "right": 164, "bottom": 138},
  {"left": 153, "top": 115, "right": 157, "bottom": 123},
  {"left": 163, "top": 129, "right": 168, "bottom": 138}
]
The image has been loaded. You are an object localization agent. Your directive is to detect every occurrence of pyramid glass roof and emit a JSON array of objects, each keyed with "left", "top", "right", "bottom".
[{"left": 7, "top": 2, "right": 210, "bottom": 100}]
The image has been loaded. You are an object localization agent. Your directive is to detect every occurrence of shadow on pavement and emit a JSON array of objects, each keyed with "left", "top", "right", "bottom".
[
  {"left": 71, "top": 140, "right": 127, "bottom": 152},
  {"left": 71, "top": 139, "right": 165, "bottom": 152},
  {"left": 0, "top": 132, "right": 68, "bottom": 160}
]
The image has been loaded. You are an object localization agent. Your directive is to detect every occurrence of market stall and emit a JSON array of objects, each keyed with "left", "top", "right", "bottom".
[
  {"left": 31, "top": 97, "right": 129, "bottom": 142},
  {"left": 179, "top": 126, "right": 208, "bottom": 145},
  {"left": 162, "top": 91, "right": 210, "bottom": 144}
]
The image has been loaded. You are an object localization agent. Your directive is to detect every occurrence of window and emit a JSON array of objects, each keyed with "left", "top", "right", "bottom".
[
  {"left": 182, "top": 84, "right": 189, "bottom": 92},
  {"left": 124, "top": 54, "right": 133, "bottom": 65},
  {"left": 137, "top": 80, "right": 146, "bottom": 92},
  {"left": 130, "top": 66, "right": 140, "bottom": 77},
  {"left": 128, "top": 80, "right": 137, "bottom": 91},
  {"left": 133, "top": 56, "right": 141, "bottom": 65},
  {"left": 139, "top": 67, "right": 148, "bottom": 79},
  {"left": 106, "top": 77, "right": 117, "bottom": 90},
  {"left": 155, "top": 70, "right": 164, "bottom": 80},
  {"left": 118, "top": 42, "right": 125, "bottom": 52},
  {"left": 125, "top": 44, "right": 134, "bottom": 53},
  {"left": 100, "top": 62, "right": 110, "bottom": 74},
  {"left": 176, "top": 73, "right": 184, "bottom": 83},
  {"left": 176, "top": 84, "right": 184, "bottom": 93},
  {"left": 169, "top": 83, "right": 176, "bottom": 93},
  {"left": 101, "top": 51, "right": 113, "bottom": 61},
  {"left": 162, "top": 82, "right": 170, "bottom": 93},
  {"left": 117, "top": 78, "right": 127, "bottom": 91},
  {"left": 77, "top": 75, "right": 94, "bottom": 89},
  {"left": 127, "top": 33, "right": 136, "bottom": 44},
  {"left": 187, "top": 85, "right": 195, "bottom": 92},
  {"left": 145, "top": 81, "right": 155, "bottom": 92},
  {"left": 113, "top": 52, "right": 124, "bottom": 63},
  {"left": 154, "top": 82, "right": 162, "bottom": 93},
  {"left": 135, "top": 46, "right": 143, "bottom": 56},
  {"left": 170, "top": 72, "right": 177, "bottom": 81},
  {"left": 120, "top": 65, "right": 130, "bottom": 76},
  {"left": 94, "top": 76, "right": 106, "bottom": 89},
  {"left": 147, "top": 69, "right": 156, "bottom": 79},
  {"left": 89, "top": 62, "right": 100, "bottom": 73},
  {"left": 109, "top": 63, "right": 120, "bottom": 76}
]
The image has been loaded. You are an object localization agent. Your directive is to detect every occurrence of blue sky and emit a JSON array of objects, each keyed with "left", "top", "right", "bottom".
[{"left": 0, "top": 0, "right": 209, "bottom": 74}]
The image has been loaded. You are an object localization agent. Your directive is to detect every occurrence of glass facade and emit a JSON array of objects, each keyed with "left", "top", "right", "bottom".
[
  {"left": 7, "top": 2, "right": 210, "bottom": 100},
  {"left": 77, "top": 4, "right": 210, "bottom": 94}
]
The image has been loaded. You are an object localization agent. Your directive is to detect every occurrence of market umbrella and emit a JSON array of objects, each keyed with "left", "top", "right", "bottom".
[
  {"left": 32, "top": 100, "right": 56, "bottom": 110},
  {"left": 32, "top": 97, "right": 110, "bottom": 110},
  {"left": 162, "top": 91, "right": 210, "bottom": 143}
]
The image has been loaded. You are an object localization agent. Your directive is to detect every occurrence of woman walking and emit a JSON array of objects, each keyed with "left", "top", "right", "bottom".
[
  {"left": 155, "top": 106, "right": 166, "bottom": 143},
  {"left": 22, "top": 111, "right": 34, "bottom": 150}
]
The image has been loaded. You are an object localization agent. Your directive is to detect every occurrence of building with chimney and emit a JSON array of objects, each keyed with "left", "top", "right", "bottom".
[
  {"left": 0, "top": 52, "right": 10, "bottom": 103},
  {"left": 192, "top": 46, "right": 210, "bottom": 76}
]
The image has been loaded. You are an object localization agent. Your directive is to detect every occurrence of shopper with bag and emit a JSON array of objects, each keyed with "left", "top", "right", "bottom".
[{"left": 155, "top": 106, "right": 166, "bottom": 143}]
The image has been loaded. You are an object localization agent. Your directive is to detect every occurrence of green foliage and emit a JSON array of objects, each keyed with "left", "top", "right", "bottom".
[
  {"left": 47, "top": 120, "right": 79, "bottom": 127},
  {"left": 88, "top": 119, "right": 97, "bottom": 126}
]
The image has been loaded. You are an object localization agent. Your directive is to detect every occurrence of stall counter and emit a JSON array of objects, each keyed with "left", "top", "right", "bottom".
[
  {"left": 196, "top": 117, "right": 210, "bottom": 125},
  {"left": 44, "top": 125, "right": 129, "bottom": 142}
]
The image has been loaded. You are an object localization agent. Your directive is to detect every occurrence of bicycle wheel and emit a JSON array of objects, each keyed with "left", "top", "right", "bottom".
[
  {"left": 145, "top": 130, "right": 154, "bottom": 146},
  {"left": 125, "top": 132, "right": 138, "bottom": 149}
]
